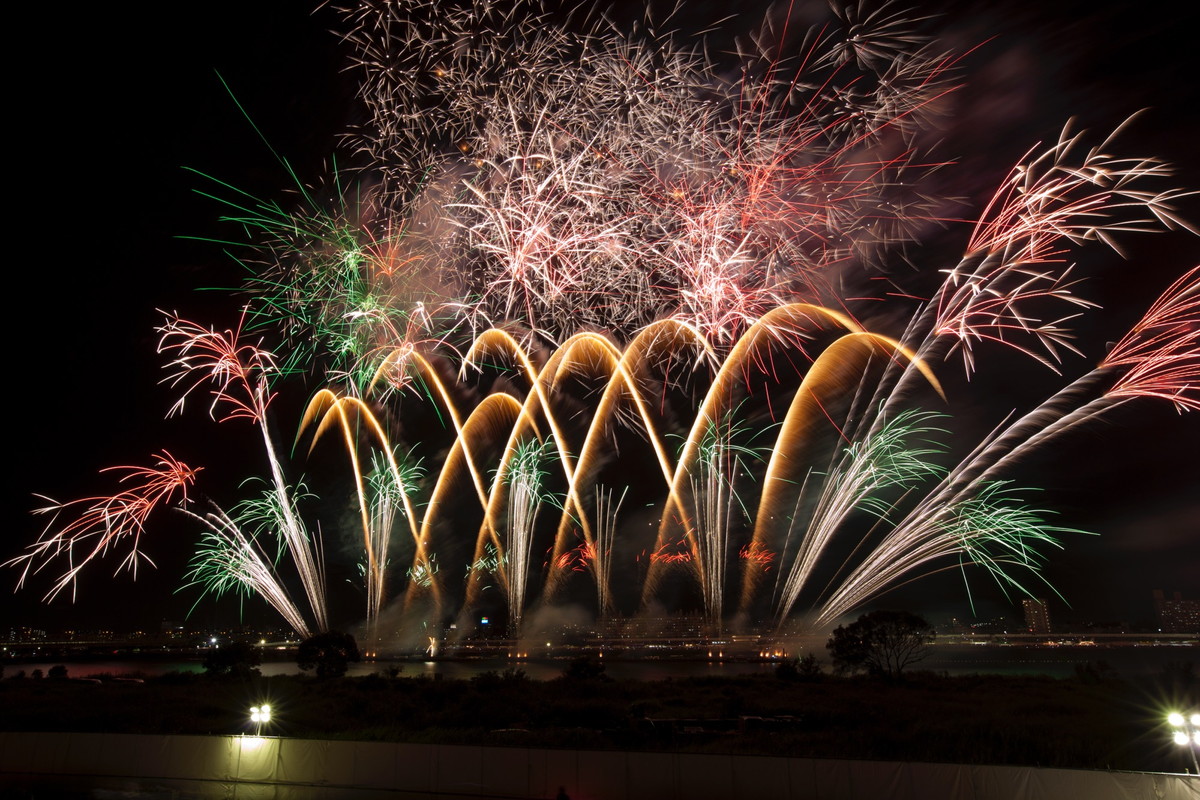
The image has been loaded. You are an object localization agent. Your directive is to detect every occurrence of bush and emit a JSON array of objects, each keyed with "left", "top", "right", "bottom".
[
  {"left": 297, "top": 631, "right": 361, "bottom": 679},
  {"left": 472, "top": 667, "right": 529, "bottom": 688},
  {"left": 1073, "top": 660, "right": 1115, "bottom": 684},
  {"left": 776, "top": 654, "right": 822, "bottom": 682},
  {"left": 156, "top": 670, "right": 202, "bottom": 686},
  {"left": 560, "top": 657, "right": 608, "bottom": 682},
  {"left": 203, "top": 640, "right": 262, "bottom": 677}
]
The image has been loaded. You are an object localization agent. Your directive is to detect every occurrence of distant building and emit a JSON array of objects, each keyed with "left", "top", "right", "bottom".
[
  {"left": 603, "top": 614, "right": 708, "bottom": 644},
  {"left": 1153, "top": 590, "right": 1200, "bottom": 633},
  {"left": 1022, "top": 598, "right": 1052, "bottom": 634}
]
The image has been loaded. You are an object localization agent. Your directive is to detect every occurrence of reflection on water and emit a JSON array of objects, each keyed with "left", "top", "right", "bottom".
[{"left": 3, "top": 643, "right": 1194, "bottom": 681}]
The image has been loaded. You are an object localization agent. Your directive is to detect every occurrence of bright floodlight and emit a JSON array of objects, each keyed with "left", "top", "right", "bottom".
[
  {"left": 250, "top": 705, "right": 271, "bottom": 724},
  {"left": 1167, "top": 710, "right": 1200, "bottom": 773}
]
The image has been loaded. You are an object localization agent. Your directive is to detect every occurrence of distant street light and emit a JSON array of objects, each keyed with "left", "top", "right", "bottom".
[
  {"left": 250, "top": 704, "right": 272, "bottom": 736},
  {"left": 1167, "top": 711, "right": 1200, "bottom": 773}
]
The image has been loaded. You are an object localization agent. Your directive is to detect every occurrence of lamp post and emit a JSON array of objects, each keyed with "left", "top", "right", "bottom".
[
  {"left": 250, "top": 704, "right": 271, "bottom": 736},
  {"left": 1167, "top": 711, "right": 1200, "bottom": 774}
]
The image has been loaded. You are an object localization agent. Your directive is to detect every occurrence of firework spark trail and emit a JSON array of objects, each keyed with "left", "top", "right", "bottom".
[
  {"left": 179, "top": 500, "right": 314, "bottom": 639},
  {"left": 771, "top": 410, "right": 945, "bottom": 625},
  {"left": 535, "top": 328, "right": 699, "bottom": 598},
  {"left": 468, "top": 328, "right": 678, "bottom": 569},
  {"left": 450, "top": 331, "right": 605, "bottom": 604},
  {"left": 158, "top": 314, "right": 277, "bottom": 423},
  {"left": 14, "top": 1, "right": 1200, "bottom": 638},
  {"left": 1102, "top": 265, "right": 1200, "bottom": 410},
  {"left": 170, "top": 2, "right": 1200, "bottom": 633},
  {"left": 398, "top": 253, "right": 1185, "bottom": 633},
  {"left": 536, "top": 321, "right": 715, "bottom": 602},
  {"left": 419, "top": 391, "right": 527, "bottom": 619},
  {"left": 849, "top": 131, "right": 1195, "bottom": 494},
  {"left": 865, "top": 122, "right": 1195, "bottom": 437},
  {"left": 687, "top": 417, "right": 762, "bottom": 631},
  {"left": 159, "top": 315, "right": 328, "bottom": 632},
  {"left": 589, "top": 484, "right": 626, "bottom": 619},
  {"left": 364, "top": 449, "right": 423, "bottom": 634},
  {"left": 500, "top": 439, "right": 550, "bottom": 635},
  {"left": 396, "top": 307, "right": 1123, "bottom": 633},
  {"left": 742, "top": 329, "right": 941, "bottom": 613},
  {"left": 813, "top": 483, "right": 1081, "bottom": 628},
  {"left": 461, "top": 398, "right": 549, "bottom": 619},
  {"left": 372, "top": 317, "right": 924, "bottom": 628},
  {"left": 298, "top": 390, "right": 428, "bottom": 634},
  {"left": 948, "top": 265, "right": 1200, "bottom": 497},
  {"left": 332, "top": 0, "right": 955, "bottom": 348},
  {"left": 643, "top": 304, "right": 863, "bottom": 564},
  {"left": 965, "top": 121, "right": 1192, "bottom": 260},
  {"left": 6, "top": 452, "right": 199, "bottom": 601},
  {"left": 805, "top": 265, "right": 1199, "bottom": 624},
  {"left": 191, "top": 155, "right": 468, "bottom": 391}
]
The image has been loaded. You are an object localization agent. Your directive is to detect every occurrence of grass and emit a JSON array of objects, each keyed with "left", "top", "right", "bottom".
[{"left": 1, "top": 662, "right": 1195, "bottom": 772}]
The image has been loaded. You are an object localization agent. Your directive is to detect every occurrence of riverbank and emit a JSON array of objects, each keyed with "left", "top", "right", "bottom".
[
  {"left": 2, "top": 662, "right": 1196, "bottom": 773},
  {"left": 3, "top": 640, "right": 1196, "bottom": 681}
]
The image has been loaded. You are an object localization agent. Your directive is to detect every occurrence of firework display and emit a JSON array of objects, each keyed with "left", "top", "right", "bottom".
[{"left": 8, "top": 0, "right": 1198, "bottom": 642}]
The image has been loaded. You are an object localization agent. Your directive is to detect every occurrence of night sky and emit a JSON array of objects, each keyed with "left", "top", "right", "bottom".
[{"left": 5, "top": 0, "right": 1197, "bottom": 633}]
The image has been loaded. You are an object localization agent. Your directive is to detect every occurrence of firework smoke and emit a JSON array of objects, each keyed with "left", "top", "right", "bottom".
[{"left": 10, "top": 1, "right": 1197, "bottom": 641}]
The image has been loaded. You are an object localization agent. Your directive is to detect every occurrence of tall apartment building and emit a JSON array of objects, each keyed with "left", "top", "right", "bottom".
[
  {"left": 1153, "top": 590, "right": 1200, "bottom": 633},
  {"left": 1022, "top": 598, "right": 1052, "bottom": 634}
]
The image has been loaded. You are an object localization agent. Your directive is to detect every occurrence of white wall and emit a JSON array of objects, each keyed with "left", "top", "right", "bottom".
[{"left": 2, "top": 731, "right": 1197, "bottom": 800}]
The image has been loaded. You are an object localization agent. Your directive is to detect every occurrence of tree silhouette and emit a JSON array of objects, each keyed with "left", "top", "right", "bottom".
[
  {"left": 203, "top": 640, "right": 263, "bottom": 677},
  {"left": 297, "top": 631, "right": 360, "bottom": 678},
  {"left": 826, "top": 610, "right": 934, "bottom": 680}
]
